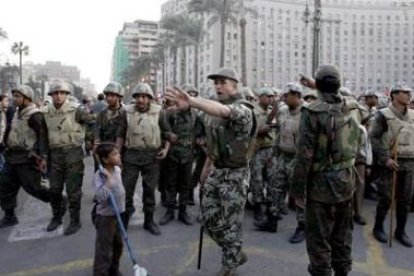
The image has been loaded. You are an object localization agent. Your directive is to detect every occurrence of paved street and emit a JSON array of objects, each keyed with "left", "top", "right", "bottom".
[{"left": 0, "top": 156, "right": 413, "bottom": 276}]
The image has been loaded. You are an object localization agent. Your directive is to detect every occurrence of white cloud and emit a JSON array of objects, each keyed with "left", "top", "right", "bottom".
[{"left": 0, "top": 0, "right": 166, "bottom": 92}]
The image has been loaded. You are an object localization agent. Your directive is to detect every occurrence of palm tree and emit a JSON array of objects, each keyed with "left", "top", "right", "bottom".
[
  {"left": 188, "top": 0, "right": 239, "bottom": 67},
  {"left": 11, "top": 41, "right": 29, "bottom": 84},
  {"left": 0, "top": 28, "right": 7, "bottom": 39},
  {"left": 236, "top": 0, "right": 257, "bottom": 86},
  {"left": 161, "top": 14, "right": 205, "bottom": 86}
]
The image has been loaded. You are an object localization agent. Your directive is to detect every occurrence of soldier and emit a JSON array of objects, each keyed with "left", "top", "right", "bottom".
[
  {"left": 255, "top": 83, "right": 306, "bottom": 244},
  {"left": 166, "top": 67, "right": 257, "bottom": 276},
  {"left": 371, "top": 82, "right": 414, "bottom": 247},
  {"left": 291, "top": 65, "right": 362, "bottom": 276},
  {"left": 186, "top": 86, "right": 207, "bottom": 206},
  {"left": 241, "top": 86, "right": 256, "bottom": 103},
  {"left": 0, "top": 85, "right": 65, "bottom": 228},
  {"left": 250, "top": 87, "right": 275, "bottom": 221},
  {"left": 117, "top": 83, "right": 169, "bottom": 235},
  {"left": 159, "top": 84, "right": 203, "bottom": 226},
  {"left": 44, "top": 80, "right": 95, "bottom": 235},
  {"left": 94, "top": 83, "right": 125, "bottom": 145}
]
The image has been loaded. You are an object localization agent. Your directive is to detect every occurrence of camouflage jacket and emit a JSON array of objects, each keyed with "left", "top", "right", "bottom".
[
  {"left": 94, "top": 105, "right": 126, "bottom": 144},
  {"left": 291, "top": 95, "right": 362, "bottom": 203}
]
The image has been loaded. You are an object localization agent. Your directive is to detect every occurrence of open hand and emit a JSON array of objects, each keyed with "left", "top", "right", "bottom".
[{"left": 165, "top": 86, "right": 191, "bottom": 111}]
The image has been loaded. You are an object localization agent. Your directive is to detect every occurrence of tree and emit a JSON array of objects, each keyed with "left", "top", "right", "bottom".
[
  {"left": 188, "top": 0, "right": 239, "bottom": 67},
  {"left": 11, "top": 41, "right": 29, "bottom": 84},
  {"left": 161, "top": 14, "right": 204, "bottom": 86},
  {"left": 0, "top": 28, "right": 7, "bottom": 40},
  {"left": 0, "top": 63, "right": 19, "bottom": 93}
]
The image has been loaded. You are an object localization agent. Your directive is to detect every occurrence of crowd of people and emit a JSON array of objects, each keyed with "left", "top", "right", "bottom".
[{"left": 0, "top": 64, "right": 413, "bottom": 276}]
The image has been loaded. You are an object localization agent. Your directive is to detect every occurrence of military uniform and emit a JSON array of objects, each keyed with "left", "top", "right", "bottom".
[
  {"left": 249, "top": 87, "right": 275, "bottom": 220},
  {"left": 202, "top": 96, "right": 256, "bottom": 273},
  {"left": 291, "top": 65, "right": 361, "bottom": 276},
  {"left": 371, "top": 86, "right": 414, "bottom": 247},
  {"left": 159, "top": 108, "right": 203, "bottom": 225},
  {"left": 118, "top": 83, "right": 166, "bottom": 235},
  {"left": 44, "top": 81, "right": 95, "bottom": 235},
  {"left": 0, "top": 85, "right": 54, "bottom": 228}
]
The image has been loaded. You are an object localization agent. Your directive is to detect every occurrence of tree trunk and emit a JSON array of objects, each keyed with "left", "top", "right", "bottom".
[
  {"left": 220, "top": 0, "right": 228, "bottom": 67},
  {"left": 240, "top": 18, "right": 247, "bottom": 86},
  {"left": 19, "top": 51, "right": 22, "bottom": 84},
  {"left": 180, "top": 46, "right": 186, "bottom": 85},
  {"left": 194, "top": 44, "right": 199, "bottom": 89}
]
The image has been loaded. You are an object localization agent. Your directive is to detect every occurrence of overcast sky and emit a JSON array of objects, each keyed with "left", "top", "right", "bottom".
[{"left": 0, "top": 0, "right": 166, "bottom": 92}]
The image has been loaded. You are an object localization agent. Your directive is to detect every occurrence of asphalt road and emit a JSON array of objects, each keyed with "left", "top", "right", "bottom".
[{"left": 0, "top": 156, "right": 413, "bottom": 276}]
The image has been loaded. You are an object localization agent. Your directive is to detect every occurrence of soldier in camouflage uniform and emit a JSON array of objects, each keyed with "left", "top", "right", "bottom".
[
  {"left": 250, "top": 87, "right": 275, "bottom": 221},
  {"left": 291, "top": 65, "right": 362, "bottom": 276},
  {"left": 44, "top": 80, "right": 95, "bottom": 235},
  {"left": 0, "top": 85, "right": 64, "bottom": 228},
  {"left": 93, "top": 82, "right": 125, "bottom": 170},
  {"left": 117, "top": 83, "right": 169, "bottom": 235},
  {"left": 166, "top": 68, "right": 257, "bottom": 276},
  {"left": 371, "top": 83, "right": 414, "bottom": 248},
  {"left": 255, "top": 83, "right": 306, "bottom": 244},
  {"left": 159, "top": 84, "right": 203, "bottom": 226}
]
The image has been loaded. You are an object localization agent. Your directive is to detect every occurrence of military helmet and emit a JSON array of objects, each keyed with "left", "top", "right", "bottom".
[
  {"left": 272, "top": 87, "right": 281, "bottom": 96},
  {"left": 364, "top": 89, "right": 378, "bottom": 98},
  {"left": 103, "top": 82, "right": 124, "bottom": 97},
  {"left": 207, "top": 67, "right": 239, "bottom": 83},
  {"left": 339, "top": 87, "right": 353, "bottom": 97},
  {"left": 303, "top": 90, "right": 318, "bottom": 100},
  {"left": 48, "top": 80, "right": 73, "bottom": 95},
  {"left": 390, "top": 82, "right": 412, "bottom": 93},
  {"left": 11, "top": 85, "right": 34, "bottom": 101},
  {"left": 181, "top": 84, "right": 198, "bottom": 96},
  {"left": 255, "top": 87, "right": 274, "bottom": 97},
  {"left": 283, "top": 82, "right": 303, "bottom": 96},
  {"left": 132, "top": 83, "right": 154, "bottom": 99},
  {"left": 240, "top": 86, "right": 255, "bottom": 99}
]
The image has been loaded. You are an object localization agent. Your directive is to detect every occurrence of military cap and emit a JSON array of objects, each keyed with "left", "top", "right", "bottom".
[
  {"left": 240, "top": 86, "right": 255, "bottom": 99},
  {"left": 315, "top": 65, "right": 341, "bottom": 82},
  {"left": 283, "top": 82, "right": 303, "bottom": 96},
  {"left": 48, "top": 80, "right": 73, "bottom": 95},
  {"left": 255, "top": 87, "right": 274, "bottom": 97},
  {"left": 103, "top": 82, "right": 125, "bottom": 97},
  {"left": 207, "top": 67, "right": 239, "bottom": 83},
  {"left": 390, "top": 82, "right": 412, "bottom": 93},
  {"left": 339, "top": 87, "right": 353, "bottom": 97},
  {"left": 132, "top": 83, "right": 154, "bottom": 99},
  {"left": 303, "top": 90, "right": 318, "bottom": 100},
  {"left": 12, "top": 84, "right": 34, "bottom": 101}
]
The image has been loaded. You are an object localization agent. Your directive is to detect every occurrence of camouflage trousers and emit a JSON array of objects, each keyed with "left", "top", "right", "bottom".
[
  {"left": 268, "top": 152, "right": 304, "bottom": 223},
  {"left": 375, "top": 160, "right": 414, "bottom": 222},
  {"left": 201, "top": 166, "right": 249, "bottom": 270},
  {"left": 306, "top": 199, "right": 353, "bottom": 276},
  {"left": 249, "top": 147, "right": 273, "bottom": 204},
  {"left": 49, "top": 147, "right": 85, "bottom": 218}
]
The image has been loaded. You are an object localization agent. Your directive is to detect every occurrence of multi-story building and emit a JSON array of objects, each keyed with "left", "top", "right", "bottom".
[
  {"left": 36, "top": 61, "right": 81, "bottom": 83},
  {"left": 111, "top": 19, "right": 160, "bottom": 94},
  {"left": 161, "top": 0, "right": 414, "bottom": 95}
]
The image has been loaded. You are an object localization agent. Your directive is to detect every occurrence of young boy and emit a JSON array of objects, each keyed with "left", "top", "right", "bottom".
[{"left": 93, "top": 143, "right": 125, "bottom": 276}]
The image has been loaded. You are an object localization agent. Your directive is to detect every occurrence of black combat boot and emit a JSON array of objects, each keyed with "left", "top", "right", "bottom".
[
  {"left": 64, "top": 212, "right": 81, "bottom": 236},
  {"left": 253, "top": 203, "right": 264, "bottom": 222},
  {"left": 178, "top": 205, "right": 193, "bottom": 225},
  {"left": 353, "top": 214, "right": 367, "bottom": 226},
  {"left": 144, "top": 211, "right": 161, "bottom": 235},
  {"left": 289, "top": 222, "right": 306, "bottom": 243},
  {"left": 372, "top": 215, "right": 387, "bottom": 243},
  {"left": 159, "top": 208, "right": 175, "bottom": 225},
  {"left": 0, "top": 209, "right": 18, "bottom": 228},
  {"left": 253, "top": 213, "right": 278, "bottom": 233},
  {"left": 395, "top": 211, "right": 413, "bottom": 247},
  {"left": 47, "top": 196, "right": 68, "bottom": 232}
]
